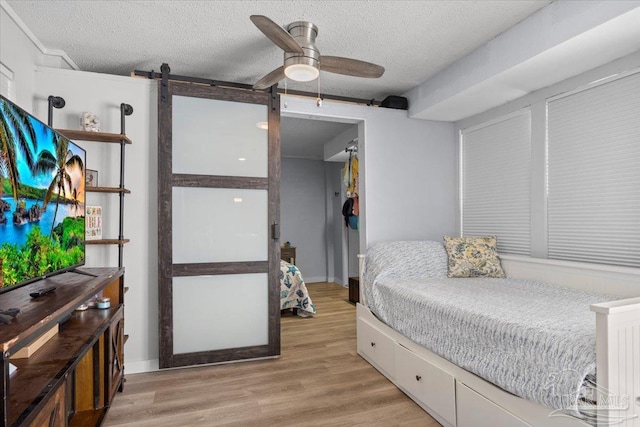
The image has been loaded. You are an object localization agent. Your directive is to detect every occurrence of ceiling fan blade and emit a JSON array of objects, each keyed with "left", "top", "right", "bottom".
[
  {"left": 320, "top": 56, "right": 385, "bottom": 78},
  {"left": 253, "top": 66, "right": 286, "bottom": 89},
  {"left": 250, "top": 15, "right": 304, "bottom": 54}
]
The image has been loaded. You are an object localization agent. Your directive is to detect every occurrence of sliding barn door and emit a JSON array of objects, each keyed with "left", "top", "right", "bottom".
[{"left": 158, "top": 82, "right": 280, "bottom": 368}]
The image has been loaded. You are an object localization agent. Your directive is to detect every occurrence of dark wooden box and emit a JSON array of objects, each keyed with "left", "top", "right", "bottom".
[{"left": 348, "top": 277, "right": 359, "bottom": 304}]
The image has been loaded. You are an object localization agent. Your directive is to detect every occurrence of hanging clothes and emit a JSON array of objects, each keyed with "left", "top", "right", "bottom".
[
  {"left": 342, "top": 150, "right": 360, "bottom": 230},
  {"left": 342, "top": 197, "right": 354, "bottom": 227},
  {"left": 348, "top": 214, "right": 358, "bottom": 230},
  {"left": 342, "top": 155, "right": 359, "bottom": 196},
  {"left": 341, "top": 197, "right": 359, "bottom": 230}
]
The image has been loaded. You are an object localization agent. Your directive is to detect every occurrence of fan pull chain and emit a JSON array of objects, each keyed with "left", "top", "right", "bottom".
[
  {"left": 316, "top": 73, "right": 322, "bottom": 108},
  {"left": 283, "top": 78, "right": 288, "bottom": 109}
]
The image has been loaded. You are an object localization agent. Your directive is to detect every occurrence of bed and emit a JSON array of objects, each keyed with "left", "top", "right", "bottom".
[
  {"left": 280, "top": 260, "right": 315, "bottom": 316},
  {"left": 358, "top": 240, "right": 640, "bottom": 427}
]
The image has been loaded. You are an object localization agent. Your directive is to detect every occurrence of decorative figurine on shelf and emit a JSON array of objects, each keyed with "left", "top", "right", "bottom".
[
  {"left": 284, "top": 241, "right": 291, "bottom": 247},
  {"left": 80, "top": 112, "right": 100, "bottom": 132}
]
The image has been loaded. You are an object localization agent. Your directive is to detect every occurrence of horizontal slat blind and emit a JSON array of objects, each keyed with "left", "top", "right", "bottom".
[
  {"left": 547, "top": 71, "right": 640, "bottom": 267},
  {"left": 461, "top": 111, "right": 531, "bottom": 255}
]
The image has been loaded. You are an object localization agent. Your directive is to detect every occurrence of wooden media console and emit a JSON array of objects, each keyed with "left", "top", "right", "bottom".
[{"left": 0, "top": 268, "right": 125, "bottom": 427}]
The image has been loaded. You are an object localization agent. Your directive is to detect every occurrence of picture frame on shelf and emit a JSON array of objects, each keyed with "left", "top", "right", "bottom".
[{"left": 86, "top": 169, "right": 98, "bottom": 187}]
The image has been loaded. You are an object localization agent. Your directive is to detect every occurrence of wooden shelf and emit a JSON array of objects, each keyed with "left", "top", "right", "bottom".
[
  {"left": 64, "top": 108, "right": 132, "bottom": 275},
  {"left": 69, "top": 408, "right": 108, "bottom": 427},
  {"left": 55, "top": 129, "right": 132, "bottom": 144},
  {"left": 86, "top": 186, "right": 131, "bottom": 194},
  {"left": 0, "top": 268, "right": 121, "bottom": 353},
  {"left": 86, "top": 239, "right": 130, "bottom": 245},
  {"left": 124, "top": 287, "right": 130, "bottom": 294},
  {"left": 9, "top": 306, "right": 122, "bottom": 425}
]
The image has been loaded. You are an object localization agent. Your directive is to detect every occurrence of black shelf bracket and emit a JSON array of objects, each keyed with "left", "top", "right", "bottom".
[{"left": 47, "top": 95, "right": 65, "bottom": 127}]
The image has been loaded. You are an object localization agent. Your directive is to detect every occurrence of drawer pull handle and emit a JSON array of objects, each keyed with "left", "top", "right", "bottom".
[
  {"left": 370, "top": 342, "right": 376, "bottom": 347},
  {"left": 416, "top": 375, "right": 422, "bottom": 381}
]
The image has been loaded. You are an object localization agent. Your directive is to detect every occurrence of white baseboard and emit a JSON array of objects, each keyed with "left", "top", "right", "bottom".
[
  {"left": 304, "top": 276, "right": 327, "bottom": 284},
  {"left": 126, "top": 359, "right": 159, "bottom": 374},
  {"left": 126, "top": 356, "right": 280, "bottom": 374}
]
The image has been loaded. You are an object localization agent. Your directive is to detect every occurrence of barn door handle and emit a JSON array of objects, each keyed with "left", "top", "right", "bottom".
[{"left": 271, "top": 222, "right": 280, "bottom": 240}]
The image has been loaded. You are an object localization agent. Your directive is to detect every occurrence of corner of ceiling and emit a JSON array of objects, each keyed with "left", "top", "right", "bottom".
[
  {"left": 1, "top": 0, "right": 79, "bottom": 70},
  {"left": 404, "top": 1, "right": 640, "bottom": 123}
]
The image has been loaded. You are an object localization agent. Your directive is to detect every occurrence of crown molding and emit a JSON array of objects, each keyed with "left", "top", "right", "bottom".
[{"left": 1, "top": 0, "right": 79, "bottom": 70}]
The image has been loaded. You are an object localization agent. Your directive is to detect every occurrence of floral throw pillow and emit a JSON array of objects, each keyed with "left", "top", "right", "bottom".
[{"left": 443, "top": 236, "right": 506, "bottom": 278}]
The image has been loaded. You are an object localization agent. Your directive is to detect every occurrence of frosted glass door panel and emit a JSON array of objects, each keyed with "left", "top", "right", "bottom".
[
  {"left": 172, "top": 96, "right": 268, "bottom": 177},
  {"left": 172, "top": 187, "right": 267, "bottom": 263},
  {"left": 172, "top": 274, "right": 269, "bottom": 354}
]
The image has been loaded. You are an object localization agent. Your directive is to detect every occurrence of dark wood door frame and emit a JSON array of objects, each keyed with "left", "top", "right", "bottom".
[{"left": 158, "top": 81, "right": 281, "bottom": 369}]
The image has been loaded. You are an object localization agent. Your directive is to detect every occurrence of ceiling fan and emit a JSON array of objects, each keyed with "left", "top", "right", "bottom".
[{"left": 250, "top": 15, "right": 385, "bottom": 90}]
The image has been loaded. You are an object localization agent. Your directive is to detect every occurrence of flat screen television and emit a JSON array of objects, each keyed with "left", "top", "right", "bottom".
[{"left": 0, "top": 95, "right": 86, "bottom": 292}]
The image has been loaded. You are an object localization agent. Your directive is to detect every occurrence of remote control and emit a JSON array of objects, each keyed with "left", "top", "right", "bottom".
[{"left": 29, "top": 286, "right": 56, "bottom": 298}]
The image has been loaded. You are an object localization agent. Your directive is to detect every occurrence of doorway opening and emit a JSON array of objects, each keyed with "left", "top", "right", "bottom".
[{"left": 279, "top": 114, "right": 363, "bottom": 295}]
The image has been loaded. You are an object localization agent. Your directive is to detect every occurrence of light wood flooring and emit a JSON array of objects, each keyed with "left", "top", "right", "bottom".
[{"left": 104, "top": 282, "right": 440, "bottom": 426}]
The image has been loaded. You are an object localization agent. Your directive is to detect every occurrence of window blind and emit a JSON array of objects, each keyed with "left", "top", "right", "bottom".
[
  {"left": 461, "top": 111, "right": 531, "bottom": 255},
  {"left": 547, "top": 71, "right": 640, "bottom": 268}
]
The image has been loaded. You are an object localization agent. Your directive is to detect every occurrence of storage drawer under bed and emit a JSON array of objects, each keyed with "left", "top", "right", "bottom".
[
  {"left": 395, "top": 343, "right": 456, "bottom": 426},
  {"left": 457, "top": 381, "right": 532, "bottom": 427},
  {"left": 357, "top": 318, "right": 395, "bottom": 376}
]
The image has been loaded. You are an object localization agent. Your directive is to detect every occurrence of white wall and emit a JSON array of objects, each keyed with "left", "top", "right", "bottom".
[
  {"left": 280, "top": 157, "right": 327, "bottom": 283},
  {"left": 282, "top": 97, "right": 458, "bottom": 253},
  {"left": 33, "top": 67, "right": 159, "bottom": 374},
  {"left": 1, "top": 5, "right": 41, "bottom": 105},
  {"left": 325, "top": 161, "right": 345, "bottom": 284},
  {"left": 363, "top": 112, "right": 456, "bottom": 245},
  {"left": 0, "top": 2, "right": 75, "bottom": 106}
]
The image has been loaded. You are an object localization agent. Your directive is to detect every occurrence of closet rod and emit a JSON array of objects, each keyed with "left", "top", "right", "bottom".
[{"left": 345, "top": 138, "right": 358, "bottom": 153}]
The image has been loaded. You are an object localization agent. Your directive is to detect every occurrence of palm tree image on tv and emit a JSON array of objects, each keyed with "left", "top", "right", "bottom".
[
  {"left": 32, "top": 133, "right": 84, "bottom": 237},
  {"left": 0, "top": 97, "right": 85, "bottom": 288}
]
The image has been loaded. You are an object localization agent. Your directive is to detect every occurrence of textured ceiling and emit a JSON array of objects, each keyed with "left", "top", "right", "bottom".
[{"left": 7, "top": 0, "right": 551, "bottom": 100}]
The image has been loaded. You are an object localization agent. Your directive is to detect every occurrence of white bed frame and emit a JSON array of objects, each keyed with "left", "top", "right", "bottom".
[{"left": 356, "top": 254, "right": 640, "bottom": 427}]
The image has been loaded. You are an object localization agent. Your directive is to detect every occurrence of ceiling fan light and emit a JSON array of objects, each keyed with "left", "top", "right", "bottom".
[{"left": 284, "top": 63, "right": 319, "bottom": 82}]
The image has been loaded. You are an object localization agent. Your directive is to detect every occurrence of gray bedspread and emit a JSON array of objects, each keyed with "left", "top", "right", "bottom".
[{"left": 362, "top": 240, "right": 617, "bottom": 417}]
